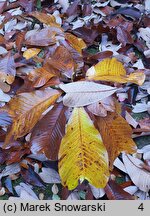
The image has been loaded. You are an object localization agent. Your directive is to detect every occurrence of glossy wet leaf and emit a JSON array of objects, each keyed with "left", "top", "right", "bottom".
[
  {"left": 60, "top": 81, "right": 118, "bottom": 107},
  {"left": 31, "top": 103, "right": 67, "bottom": 160},
  {"left": 86, "top": 58, "right": 145, "bottom": 85},
  {"left": 96, "top": 112, "right": 137, "bottom": 169},
  {"left": 58, "top": 107, "right": 109, "bottom": 190},
  {"left": 3, "top": 88, "right": 61, "bottom": 148}
]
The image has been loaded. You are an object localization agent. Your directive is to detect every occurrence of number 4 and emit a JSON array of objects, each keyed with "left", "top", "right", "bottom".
[{"left": 138, "top": 203, "right": 144, "bottom": 211}]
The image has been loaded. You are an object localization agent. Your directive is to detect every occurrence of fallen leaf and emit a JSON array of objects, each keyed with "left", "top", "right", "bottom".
[
  {"left": 3, "top": 88, "right": 61, "bottom": 147},
  {"left": 96, "top": 112, "right": 137, "bottom": 169},
  {"left": 39, "top": 167, "right": 61, "bottom": 184},
  {"left": 0, "top": 52, "right": 16, "bottom": 84},
  {"left": 105, "top": 179, "right": 135, "bottom": 200},
  {"left": 65, "top": 33, "right": 86, "bottom": 54},
  {"left": 122, "top": 154, "right": 150, "bottom": 192},
  {"left": 31, "top": 103, "right": 67, "bottom": 160},
  {"left": 25, "top": 28, "right": 57, "bottom": 46},
  {"left": 30, "top": 11, "right": 61, "bottom": 28},
  {"left": 86, "top": 58, "right": 145, "bottom": 85},
  {"left": 45, "top": 45, "right": 75, "bottom": 78},
  {"left": 0, "top": 163, "right": 21, "bottom": 180},
  {"left": 0, "top": 110, "right": 12, "bottom": 127},
  {"left": 89, "top": 184, "right": 105, "bottom": 199},
  {"left": 59, "top": 81, "right": 118, "bottom": 107},
  {"left": 21, "top": 165, "right": 45, "bottom": 188},
  {"left": 23, "top": 48, "right": 41, "bottom": 60},
  {"left": 87, "top": 96, "right": 115, "bottom": 117},
  {"left": 58, "top": 107, "right": 109, "bottom": 190}
]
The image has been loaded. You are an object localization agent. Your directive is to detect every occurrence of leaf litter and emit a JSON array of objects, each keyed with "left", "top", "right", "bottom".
[{"left": 0, "top": 0, "right": 149, "bottom": 200}]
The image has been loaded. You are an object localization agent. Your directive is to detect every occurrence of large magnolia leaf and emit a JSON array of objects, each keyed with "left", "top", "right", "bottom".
[
  {"left": 59, "top": 81, "right": 118, "bottom": 107},
  {"left": 3, "top": 89, "right": 61, "bottom": 148},
  {"left": 122, "top": 154, "right": 150, "bottom": 192},
  {"left": 31, "top": 103, "right": 67, "bottom": 160},
  {"left": 58, "top": 107, "right": 109, "bottom": 190},
  {"left": 96, "top": 112, "right": 137, "bottom": 169},
  {"left": 86, "top": 58, "right": 145, "bottom": 85}
]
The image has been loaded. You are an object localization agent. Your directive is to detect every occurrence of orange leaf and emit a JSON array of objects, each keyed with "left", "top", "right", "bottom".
[
  {"left": 96, "top": 112, "right": 137, "bottom": 169},
  {"left": 3, "top": 89, "right": 61, "bottom": 148},
  {"left": 30, "top": 11, "right": 62, "bottom": 28},
  {"left": 65, "top": 33, "right": 87, "bottom": 54}
]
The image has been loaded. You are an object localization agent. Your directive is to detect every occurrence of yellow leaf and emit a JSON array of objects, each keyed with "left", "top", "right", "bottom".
[
  {"left": 3, "top": 89, "right": 61, "bottom": 148},
  {"left": 86, "top": 58, "right": 145, "bottom": 85},
  {"left": 65, "top": 33, "right": 87, "bottom": 54},
  {"left": 96, "top": 112, "right": 137, "bottom": 169},
  {"left": 23, "top": 48, "right": 41, "bottom": 60},
  {"left": 58, "top": 107, "right": 109, "bottom": 190}
]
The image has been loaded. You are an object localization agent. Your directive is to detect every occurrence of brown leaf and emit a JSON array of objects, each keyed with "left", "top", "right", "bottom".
[
  {"left": 25, "top": 28, "right": 57, "bottom": 46},
  {"left": 116, "top": 26, "right": 133, "bottom": 47},
  {"left": 96, "top": 112, "right": 137, "bottom": 169},
  {"left": 30, "top": 11, "right": 61, "bottom": 28},
  {"left": 105, "top": 179, "right": 135, "bottom": 200},
  {"left": 28, "top": 67, "right": 57, "bottom": 88},
  {"left": 87, "top": 96, "right": 115, "bottom": 117},
  {"left": 46, "top": 45, "right": 76, "bottom": 78},
  {"left": 3, "top": 88, "right": 61, "bottom": 148},
  {"left": 16, "top": 31, "right": 26, "bottom": 52},
  {"left": 31, "top": 103, "right": 67, "bottom": 160}
]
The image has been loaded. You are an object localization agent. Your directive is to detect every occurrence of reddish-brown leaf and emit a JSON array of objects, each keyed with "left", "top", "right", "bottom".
[
  {"left": 25, "top": 28, "right": 57, "bottom": 46},
  {"left": 16, "top": 31, "right": 26, "bottom": 52},
  {"left": 105, "top": 179, "right": 135, "bottom": 200},
  {"left": 31, "top": 103, "right": 67, "bottom": 160},
  {"left": 45, "top": 45, "right": 76, "bottom": 78}
]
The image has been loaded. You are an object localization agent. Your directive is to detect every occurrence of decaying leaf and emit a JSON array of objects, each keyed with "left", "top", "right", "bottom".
[
  {"left": 96, "top": 112, "right": 137, "bottom": 169},
  {"left": 45, "top": 45, "right": 75, "bottom": 78},
  {"left": 65, "top": 33, "right": 86, "bottom": 54},
  {"left": 30, "top": 11, "right": 61, "bottom": 28},
  {"left": 25, "top": 28, "right": 57, "bottom": 46},
  {"left": 39, "top": 168, "right": 61, "bottom": 184},
  {"left": 58, "top": 107, "right": 109, "bottom": 190},
  {"left": 3, "top": 88, "right": 61, "bottom": 148},
  {"left": 122, "top": 154, "right": 150, "bottom": 192},
  {"left": 105, "top": 179, "right": 135, "bottom": 200},
  {"left": 86, "top": 58, "right": 145, "bottom": 85},
  {"left": 59, "top": 81, "right": 118, "bottom": 107},
  {"left": 31, "top": 103, "right": 67, "bottom": 160},
  {"left": 87, "top": 96, "right": 115, "bottom": 117}
]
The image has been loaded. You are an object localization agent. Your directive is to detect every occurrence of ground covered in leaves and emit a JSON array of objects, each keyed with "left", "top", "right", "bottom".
[{"left": 0, "top": 0, "right": 150, "bottom": 200}]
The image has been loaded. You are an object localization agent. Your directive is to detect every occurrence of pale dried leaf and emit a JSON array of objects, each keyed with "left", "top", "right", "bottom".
[{"left": 122, "top": 154, "right": 150, "bottom": 192}]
